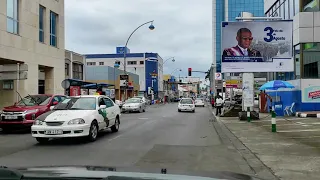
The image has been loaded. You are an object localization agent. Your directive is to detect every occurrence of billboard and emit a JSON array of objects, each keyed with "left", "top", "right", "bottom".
[
  {"left": 145, "top": 59, "right": 158, "bottom": 95},
  {"left": 221, "top": 21, "right": 293, "bottom": 73}
]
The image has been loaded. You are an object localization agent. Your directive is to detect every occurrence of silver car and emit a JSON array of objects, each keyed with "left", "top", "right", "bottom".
[
  {"left": 134, "top": 96, "right": 150, "bottom": 105},
  {"left": 122, "top": 98, "right": 146, "bottom": 113}
]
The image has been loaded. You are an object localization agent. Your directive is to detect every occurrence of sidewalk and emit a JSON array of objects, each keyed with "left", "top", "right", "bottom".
[{"left": 214, "top": 111, "right": 320, "bottom": 180}]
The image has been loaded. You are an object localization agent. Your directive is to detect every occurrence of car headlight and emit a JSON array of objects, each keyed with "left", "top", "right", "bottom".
[
  {"left": 68, "top": 118, "right": 85, "bottom": 125},
  {"left": 33, "top": 119, "right": 43, "bottom": 125},
  {"left": 25, "top": 109, "right": 39, "bottom": 114}
]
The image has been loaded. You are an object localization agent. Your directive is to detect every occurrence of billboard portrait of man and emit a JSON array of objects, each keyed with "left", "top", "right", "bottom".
[{"left": 223, "top": 28, "right": 262, "bottom": 57}]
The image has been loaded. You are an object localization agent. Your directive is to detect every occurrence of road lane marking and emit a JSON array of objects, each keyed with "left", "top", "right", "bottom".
[{"left": 108, "top": 135, "right": 122, "bottom": 141}]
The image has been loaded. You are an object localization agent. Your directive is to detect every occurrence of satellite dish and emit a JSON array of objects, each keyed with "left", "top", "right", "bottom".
[{"left": 61, "top": 79, "right": 71, "bottom": 89}]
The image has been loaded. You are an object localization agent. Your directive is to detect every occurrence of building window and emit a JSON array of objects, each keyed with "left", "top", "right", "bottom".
[
  {"left": 128, "top": 61, "right": 137, "bottom": 65},
  {"left": 6, "top": 0, "right": 19, "bottom": 34},
  {"left": 73, "top": 63, "right": 83, "bottom": 80},
  {"left": 2, "top": 80, "right": 14, "bottom": 90},
  {"left": 65, "top": 63, "right": 69, "bottom": 76},
  {"left": 303, "top": 0, "right": 320, "bottom": 12},
  {"left": 140, "top": 61, "right": 144, "bottom": 65},
  {"left": 99, "top": 62, "right": 104, "bottom": 65},
  {"left": 39, "top": 5, "right": 45, "bottom": 43},
  {"left": 302, "top": 43, "right": 320, "bottom": 78},
  {"left": 50, "top": 11, "right": 58, "bottom": 47},
  {"left": 87, "top": 62, "right": 96, "bottom": 66}
]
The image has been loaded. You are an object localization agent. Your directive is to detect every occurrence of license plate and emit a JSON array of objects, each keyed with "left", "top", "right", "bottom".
[
  {"left": 5, "top": 115, "right": 18, "bottom": 119},
  {"left": 45, "top": 130, "right": 63, "bottom": 135}
]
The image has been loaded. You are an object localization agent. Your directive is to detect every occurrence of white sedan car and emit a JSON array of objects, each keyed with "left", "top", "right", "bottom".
[
  {"left": 178, "top": 98, "right": 195, "bottom": 113},
  {"left": 195, "top": 98, "right": 205, "bottom": 107},
  {"left": 31, "top": 95, "right": 121, "bottom": 144}
]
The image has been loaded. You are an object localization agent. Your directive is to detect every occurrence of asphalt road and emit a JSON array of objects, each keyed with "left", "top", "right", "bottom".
[{"left": 0, "top": 103, "right": 266, "bottom": 177}]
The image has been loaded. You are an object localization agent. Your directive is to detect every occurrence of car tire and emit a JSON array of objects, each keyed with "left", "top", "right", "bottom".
[
  {"left": 36, "top": 137, "right": 49, "bottom": 144},
  {"left": 178, "top": 109, "right": 181, "bottom": 112},
  {"left": 88, "top": 121, "right": 98, "bottom": 142},
  {"left": 192, "top": 110, "right": 195, "bottom": 113},
  {"left": 111, "top": 117, "right": 120, "bottom": 132}
]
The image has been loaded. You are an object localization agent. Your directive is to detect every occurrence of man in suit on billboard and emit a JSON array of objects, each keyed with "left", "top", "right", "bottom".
[{"left": 223, "top": 28, "right": 262, "bottom": 57}]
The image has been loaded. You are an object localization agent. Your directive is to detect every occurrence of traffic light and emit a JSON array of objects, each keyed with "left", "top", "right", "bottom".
[{"left": 188, "top": 68, "right": 192, "bottom": 76}]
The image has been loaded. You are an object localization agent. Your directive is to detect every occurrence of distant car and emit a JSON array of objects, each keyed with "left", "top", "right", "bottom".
[
  {"left": 31, "top": 95, "right": 121, "bottom": 144},
  {"left": 195, "top": 98, "right": 205, "bottom": 107},
  {"left": 178, "top": 98, "right": 195, "bottom": 113},
  {"left": 134, "top": 96, "right": 150, "bottom": 105},
  {"left": 122, "top": 98, "right": 146, "bottom": 113}
]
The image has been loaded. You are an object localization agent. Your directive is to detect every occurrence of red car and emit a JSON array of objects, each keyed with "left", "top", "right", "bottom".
[{"left": 0, "top": 94, "right": 67, "bottom": 132}]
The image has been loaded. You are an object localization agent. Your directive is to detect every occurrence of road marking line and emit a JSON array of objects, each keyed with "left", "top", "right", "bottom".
[
  {"left": 138, "top": 118, "right": 149, "bottom": 120},
  {"left": 277, "top": 129, "right": 320, "bottom": 133},
  {"left": 288, "top": 135, "right": 320, "bottom": 139},
  {"left": 108, "top": 135, "right": 122, "bottom": 141}
]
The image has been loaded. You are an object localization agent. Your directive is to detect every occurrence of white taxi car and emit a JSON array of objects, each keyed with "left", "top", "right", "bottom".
[
  {"left": 178, "top": 98, "right": 195, "bottom": 113},
  {"left": 31, "top": 95, "right": 121, "bottom": 144},
  {"left": 195, "top": 98, "right": 205, "bottom": 107}
]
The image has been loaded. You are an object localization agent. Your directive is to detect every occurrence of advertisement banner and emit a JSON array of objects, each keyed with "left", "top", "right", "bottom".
[
  {"left": 70, "top": 86, "right": 81, "bottom": 96},
  {"left": 221, "top": 21, "right": 293, "bottom": 73},
  {"left": 215, "top": 73, "right": 222, "bottom": 80},
  {"left": 302, "top": 79, "right": 320, "bottom": 103}
]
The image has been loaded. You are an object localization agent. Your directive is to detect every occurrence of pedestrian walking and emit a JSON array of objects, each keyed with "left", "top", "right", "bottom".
[
  {"left": 215, "top": 95, "right": 224, "bottom": 116},
  {"left": 211, "top": 98, "right": 215, "bottom": 108}
]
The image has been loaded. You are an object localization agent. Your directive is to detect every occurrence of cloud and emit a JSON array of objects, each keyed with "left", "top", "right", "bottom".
[{"left": 65, "top": 0, "right": 212, "bottom": 79}]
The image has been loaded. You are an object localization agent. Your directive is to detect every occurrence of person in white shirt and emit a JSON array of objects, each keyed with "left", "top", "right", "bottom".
[{"left": 215, "top": 95, "right": 224, "bottom": 116}]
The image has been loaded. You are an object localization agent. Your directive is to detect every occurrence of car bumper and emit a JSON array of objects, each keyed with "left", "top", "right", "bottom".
[
  {"left": 31, "top": 124, "right": 91, "bottom": 138},
  {"left": 195, "top": 103, "right": 205, "bottom": 106},
  {"left": 122, "top": 107, "right": 140, "bottom": 112},
  {"left": 0, "top": 120, "right": 34, "bottom": 128},
  {"left": 178, "top": 107, "right": 195, "bottom": 111}
]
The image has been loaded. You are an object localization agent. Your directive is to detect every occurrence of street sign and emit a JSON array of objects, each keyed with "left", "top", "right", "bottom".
[
  {"left": 226, "top": 79, "right": 242, "bottom": 88},
  {"left": 120, "top": 75, "right": 129, "bottom": 87}
]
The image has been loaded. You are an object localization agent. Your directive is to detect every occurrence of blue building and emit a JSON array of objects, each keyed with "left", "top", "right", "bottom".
[
  {"left": 85, "top": 47, "right": 164, "bottom": 99},
  {"left": 213, "top": 0, "right": 265, "bottom": 73}
]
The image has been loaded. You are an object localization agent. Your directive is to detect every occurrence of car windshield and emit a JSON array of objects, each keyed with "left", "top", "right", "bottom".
[
  {"left": 70, "top": 97, "right": 96, "bottom": 110},
  {"left": 53, "top": 98, "right": 79, "bottom": 110},
  {"left": 126, "top": 99, "right": 141, "bottom": 103},
  {"left": 16, "top": 95, "right": 51, "bottom": 106},
  {"left": 180, "top": 99, "right": 193, "bottom": 104}
]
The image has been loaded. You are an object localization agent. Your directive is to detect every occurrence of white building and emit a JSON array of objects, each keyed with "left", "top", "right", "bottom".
[
  {"left": 0, "top": 0, "right": 65, "bottom": 108},
  {"left": 85, "top": 51, "right": 164, "bottom": 97}
]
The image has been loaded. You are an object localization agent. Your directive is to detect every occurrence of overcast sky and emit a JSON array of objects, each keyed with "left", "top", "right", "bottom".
[{"left": 65, "top": 0, "right": 212, "bottom": 81}]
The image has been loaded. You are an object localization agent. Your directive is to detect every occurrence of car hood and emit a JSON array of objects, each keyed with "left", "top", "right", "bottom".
[
  {"left": 44, "top": 110, "right": 94, "bottom": 121},
  {"left": 5, "top": 166, "right": 264, "bottom": 180},
  {"left": 3, "top": 105, "right": 47, "bottom": 112}
]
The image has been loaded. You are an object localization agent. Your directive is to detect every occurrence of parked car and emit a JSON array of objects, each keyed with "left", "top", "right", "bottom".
[
  {"left": 31, "top": 95, "right": 121, "bottom": 144},
  {"left": 122, "top": 98, "right": 146, "bottom": 113},
  {"left": 178, "top": 98, "right": 195, "bottom": 113},
  {"left": 0, "top": 94, "right": 67, "bottom": 133}
]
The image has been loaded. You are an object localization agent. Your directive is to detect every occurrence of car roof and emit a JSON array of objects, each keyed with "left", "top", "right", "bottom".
[{"left": 73, "top": 95, "right": 106, "bottom": 98}]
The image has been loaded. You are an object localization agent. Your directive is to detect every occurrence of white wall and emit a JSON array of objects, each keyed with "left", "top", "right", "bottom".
[
  {"left": 86, "top": 57, "right": 146, "bottom": 91},
  {"left": 293, "top": 12, "right": 320, "bottom": 45},
  {"left": 157, "top": 55, "right": 164, "bottom": 91},
  {"left": 301, "top": 79, "right": 320, "bottom": 103}
]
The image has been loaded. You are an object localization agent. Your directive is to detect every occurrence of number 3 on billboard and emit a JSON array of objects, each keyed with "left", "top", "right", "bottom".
[{"left": 264, "top": 27, "right": 274, "bottom": 42}]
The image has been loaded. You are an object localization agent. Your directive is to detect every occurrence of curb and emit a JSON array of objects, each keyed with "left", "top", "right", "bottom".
[{"left": 296, "top": 112, "right": 320, "bottom": 118}]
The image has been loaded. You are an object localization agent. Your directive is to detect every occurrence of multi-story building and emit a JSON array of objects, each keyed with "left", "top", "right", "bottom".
[
  {"left": 65, "top": 50, "right": 85, "bottom": 81},
  {"left": 265, "top": 0, "right": 320, "bottom": 80},
  {"left": 0, "top": 0, "right": 65, "bottom": 108},
  {"left": 85, "top": 47, "right": 164, "bottom": 98}
]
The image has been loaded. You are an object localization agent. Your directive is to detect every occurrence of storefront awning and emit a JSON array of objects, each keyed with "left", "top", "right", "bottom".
[{"left": 82, "top": 83, "right": 114, "bottom": 89}]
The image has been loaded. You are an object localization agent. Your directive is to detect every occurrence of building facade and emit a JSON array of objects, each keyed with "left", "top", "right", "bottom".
[
  {"left": 65, "top": 50, "right": 85, "bottom": 81},
  {"left": 0, "top": 0, "right": 65, "bottom": 108},
  {"left": 265, "top": 0, "right": 320, "bottom": 80},
  {"left": 85, "top": 66, "right": 140, "bottom": 101},
  {"left": 85, "top": 48, "right": 164, "bottom": 98}
]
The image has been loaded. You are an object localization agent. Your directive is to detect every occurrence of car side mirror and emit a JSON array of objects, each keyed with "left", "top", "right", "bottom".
[
  {"left": 52, "top": 101, "right": 59, "bottom": 105},
  {"left": 50, "top": 106, "right": 55, "bottom": 111},
  {"left": 99, "top": 105, "right": 107, "bottom": 109}
]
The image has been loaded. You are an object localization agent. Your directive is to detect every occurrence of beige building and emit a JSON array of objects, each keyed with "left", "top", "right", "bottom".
[
  {"left": 0, "top": 0, "right": 65, "bottom": 108},
  {"left": 65, "top": 50, "right": 85, "bottom": 81}
]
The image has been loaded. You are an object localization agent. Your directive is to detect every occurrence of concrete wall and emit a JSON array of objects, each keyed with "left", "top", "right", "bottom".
[
  {"left": 65, "top": 50, "right": 85, "bottom": 80},
  {"left": 293, "top": 12, "right": 320, "bottom": 45},
  {"left": 0, "top": 0, "right": 65, "bottom": 108}
]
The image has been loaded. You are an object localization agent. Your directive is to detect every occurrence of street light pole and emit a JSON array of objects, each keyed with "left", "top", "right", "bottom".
[{"left": 123, "top": 20, "right": 155, "bottom": 100}]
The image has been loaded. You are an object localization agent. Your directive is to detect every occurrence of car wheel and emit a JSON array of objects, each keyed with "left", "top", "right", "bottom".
[
  {"left": 88, "top": 121, "right": 98, "bottom": 142},
  {"left": 111, "top": 117, "right": 120, "bottom": 132},
  {"left": 178, "top": 109, "right": 181, "bottom": 112},
  {"left": 192, "top": 110, "right": 195, "bottom": 113},
  {"left": 36, "top": 137, "right": 49, "bottom": 144}
]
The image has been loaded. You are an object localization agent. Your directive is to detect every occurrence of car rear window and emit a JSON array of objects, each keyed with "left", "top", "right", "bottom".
[{"left": 180, "top": 99, "right": 193, "bottom": 104}]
